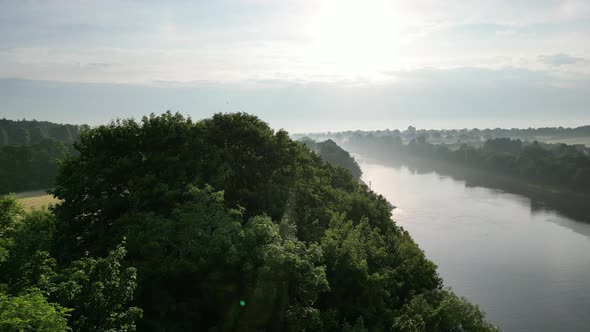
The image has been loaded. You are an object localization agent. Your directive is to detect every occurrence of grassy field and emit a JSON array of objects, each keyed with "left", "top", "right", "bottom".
[
  {"left": 543, "top": 136, "right": 590, "bottom": 146},
  {"left": 12, "top": 190, "right": 60, "bottom": 211}
]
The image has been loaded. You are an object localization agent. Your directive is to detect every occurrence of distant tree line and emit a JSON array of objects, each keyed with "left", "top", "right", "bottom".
[
  {"left": 0, "top": 139, "right": 74, "bottom": 194},
  {"left": 300, "top": 137, "right": 362, "bottom": 180},
  {"left": 0, "top": 118, "right": 85, "bottom": 146},
  {"left": 335, "top": 133, "right": 590, "bottom": 194},
  {"left": 0, "top": 119, "right": 85, "bottom": 194},
  {"left": 296, "top": 125, "right": 590, "bottom": 148},
  {"left": 407, "top": 138, "right": 590, "bottom": 193},
  {"left": 1, "top": 112, "right": 497, "bottom": 331}
]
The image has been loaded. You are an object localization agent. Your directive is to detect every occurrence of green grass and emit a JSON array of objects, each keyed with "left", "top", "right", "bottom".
[{"left": 542, "top": 137, "right": 590, "bottom": 146}]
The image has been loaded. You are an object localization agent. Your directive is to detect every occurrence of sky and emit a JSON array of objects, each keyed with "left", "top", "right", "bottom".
[{"left": 1, "top": 0, "right": 589, "bottom": 132}]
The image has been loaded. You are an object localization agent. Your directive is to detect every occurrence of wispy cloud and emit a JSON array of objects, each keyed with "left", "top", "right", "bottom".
[{"left": 539, "top": 53, "right": 587, "bottom": 66}]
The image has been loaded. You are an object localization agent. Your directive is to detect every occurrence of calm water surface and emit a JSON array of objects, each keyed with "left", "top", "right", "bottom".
[{"left": 359, "top": 158, "right": 590, "bottom": 332}]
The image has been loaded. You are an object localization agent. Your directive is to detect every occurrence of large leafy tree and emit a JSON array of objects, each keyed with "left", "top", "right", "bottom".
[
  {"left": 0, "top": 195, "right": 23, "bottom": 264},
  {"left": 50, "top": 244, "right": 142, "bottom": 332},
  {"left": 0, "top": 197, "right": 70, "bottom": 332},
  {"left": 0, "top": 196, "right": 142, "bottom": 332},
  {"left": 48, "top": 112, "right": 496, "bottom": 331},
  {"left": 0, "top": 290, "right": 70, "bottom": 332}
]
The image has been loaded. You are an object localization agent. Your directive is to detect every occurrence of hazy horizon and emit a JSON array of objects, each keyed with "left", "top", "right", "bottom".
[{"left": 1, "top": 77, "right": 589, "bottom": 133}]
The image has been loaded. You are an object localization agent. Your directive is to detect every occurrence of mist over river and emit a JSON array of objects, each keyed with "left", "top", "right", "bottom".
[{"left": 358, "top": 157, "right": 590, "bottom": 332}]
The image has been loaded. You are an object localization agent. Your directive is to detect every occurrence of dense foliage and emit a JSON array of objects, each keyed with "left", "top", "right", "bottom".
[
  {"left": 0, "top": 138, "right": 72, "bottom": 194},
  {"left": 0, "top": 118, "right": 84, "bottom": 146},
  {"left": 0, "top": 119, "right": 84, "bottom": 194},
  {"left": 0, "top": 195, "right": 142, "bottom": 331},
  {"left": 1, "top": 112, "right": 496, "bottom": 331},
  {"left": 300, "top": 137, "right": 362, "bottom": 180}
]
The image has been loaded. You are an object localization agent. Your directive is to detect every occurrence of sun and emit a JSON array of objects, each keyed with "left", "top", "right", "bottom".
[{"left": 304, "top": 0, "right": 403, "bottom": 80}]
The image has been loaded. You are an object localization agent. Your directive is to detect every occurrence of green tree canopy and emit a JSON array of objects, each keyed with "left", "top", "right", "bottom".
[{"left": 47, "top": 112, "right": 496, "bottom": 331}]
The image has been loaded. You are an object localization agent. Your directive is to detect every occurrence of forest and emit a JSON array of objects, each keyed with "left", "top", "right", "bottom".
[
  {"left": 0, "top": 119, "right": 82, "bottom": 194},
  {"left": 0, "top": 139, "right": 73, "bottom": 194},
  {"left": 0, "top": 112, "right": 497, "bottom": 331},
  {"left": 0, "top": 121, "right": 365, "bottom": 196},
  {"left": 0, "top": 118, "right": 83, "bottom": 146}
]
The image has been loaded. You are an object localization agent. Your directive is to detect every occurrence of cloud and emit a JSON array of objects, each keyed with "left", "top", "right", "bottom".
[
  {"left": 0, "top": 1, "right": 589, "bottom": 86},
  {"left": 539, "top": 53, "right": 587, "bottom": 66}
]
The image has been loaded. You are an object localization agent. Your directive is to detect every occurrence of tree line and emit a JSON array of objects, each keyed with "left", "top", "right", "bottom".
[
  {"left": 0, "top": 112, "right": 497, "bottom": 331},
  {"left": 336, "top": 133, "right": 590, "bottom": 194},
  {"left": 0, "top": 118, "right": 84, "bottom": 146},
  {"left": 296, "top": 125, "right": 590, "bottom": 148},
  {"left": 300, "top": 137, "right": 362, "bottom": 181},
  {"left": 0, "top": 122, "right": 363, "bottom": 196},
  {"left": 0, "top": 139, "right": 74, "bottom": 194},
  {"left": 0, "top": 119, "right": 85, "bottom": 194}
]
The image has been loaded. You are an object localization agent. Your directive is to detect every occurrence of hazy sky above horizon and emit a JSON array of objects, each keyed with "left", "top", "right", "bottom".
[{"left": 1, "top": 0, "right": 589, "bottom": 132}]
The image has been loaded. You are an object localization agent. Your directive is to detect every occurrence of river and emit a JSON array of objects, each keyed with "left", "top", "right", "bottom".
[{"left": 358, "top": 157, "right": 590, "bottom": 332}]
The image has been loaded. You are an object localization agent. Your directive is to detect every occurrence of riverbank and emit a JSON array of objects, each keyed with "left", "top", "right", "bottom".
[
  {"left": 358, "top": 156, "right": 590, "bottom": 332},
  {"left": 348, "top": 147, "right": 590, "bottom": 223}
]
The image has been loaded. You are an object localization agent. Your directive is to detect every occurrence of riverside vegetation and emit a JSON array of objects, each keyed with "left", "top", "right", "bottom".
[{"left": 302, "top": 131, "right": 590, "bottom": 195}]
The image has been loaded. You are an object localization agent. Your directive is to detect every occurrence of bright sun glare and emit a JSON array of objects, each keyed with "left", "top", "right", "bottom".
[{"left": 306, "top": 0, "right": 403, "bottom": 80}]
